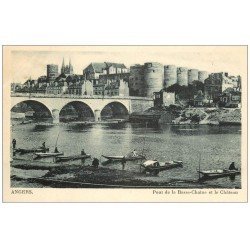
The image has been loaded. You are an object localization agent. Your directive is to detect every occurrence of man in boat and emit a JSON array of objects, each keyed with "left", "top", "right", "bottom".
[
  {"left": 54, "top": 147, "right": 59, "bottom": 153},
  {"left": 12, "top": 139, "right": 16, "bottom": 149},
  {"left": 81, "top": 149, "right": 86, "bottom": 155},
  {"left": 132, "top": 149, "right": 138, "bottom": 157},
  {"left": 229, "top": 162, "right": 237, "bottom": 170},
  {"left": 121, "top": 157, "right": 126, "bottom": 170},
  {"left": 92, "top": 158, "right": 99, "bottom": 168}
]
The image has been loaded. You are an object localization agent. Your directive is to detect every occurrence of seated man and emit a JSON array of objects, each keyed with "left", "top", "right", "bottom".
[
  {"left": 92, "top": 158, "right": 99, "bottom": 168},
  {"left": 229, "top": 162, "right": 237, "bottom": 170},
  {"left": 132, "top": 149, "right": 137, "bottom": 157},
  {"left": 81, "top": 149, "right": 86, "bottom": 155},
  {"left": 54, "top": 147, "right": 59, "bottom": 153}
]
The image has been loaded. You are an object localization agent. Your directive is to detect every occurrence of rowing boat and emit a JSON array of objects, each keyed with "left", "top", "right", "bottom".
[
  {"left": 141, "top": 160, "right": 183, "bottom": 175},
  {"left": 102, "top": 154, "right": 145, "bottom": 161},
  {"left": 34, "top": 152, "right": 64, "bottom": 158},
  {"left": 198, "top": 169, "right": 241, "bottom": 179},
  {"left": 15, "top": 147, "right": 49, "bottom": 154},
  {"left": 55, "top": 154, "right": 91, "bottom": 162}
]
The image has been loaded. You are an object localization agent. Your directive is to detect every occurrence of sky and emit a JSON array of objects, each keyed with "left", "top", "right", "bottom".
[{"left": 9, "top": 46, "right": 247, "bottom": 83}]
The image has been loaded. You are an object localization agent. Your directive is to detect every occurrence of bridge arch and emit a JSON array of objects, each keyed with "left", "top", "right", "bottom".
[
  {"left": 100, "top": 101, "right": 129, "bottom": 120},
  {"left": 59, "top": 101, "right": 95, "bottom": 122},
  {"left": 11, "top": 100, "right": 53, "bottom": 121}
]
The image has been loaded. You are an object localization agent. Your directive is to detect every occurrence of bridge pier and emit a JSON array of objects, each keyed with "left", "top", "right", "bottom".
[
  {"left": 52, "top": 109, "right": 60, "bottom": 124},
  {"left": 94, "top": 109, "right": 101, "bottom": 122}
]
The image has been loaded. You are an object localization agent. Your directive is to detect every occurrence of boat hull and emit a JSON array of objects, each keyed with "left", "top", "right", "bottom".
[
  {"left": 102, "top": 155, "right": 145, "bottom": 161},
  {"left": 198, "top": 169, "right": 241, "bottom": 179},
  {"left": 34, "top": 152, "right": 63, "bottom": 158},
  {"left": 15, "top": 147, "right": 49, "bottom": 154},
  {"left": 55, "top": 154, "right": 91, "bottom": 162},
  {"left": 142, "top": 161, "right": 183, "bottom": 175}
]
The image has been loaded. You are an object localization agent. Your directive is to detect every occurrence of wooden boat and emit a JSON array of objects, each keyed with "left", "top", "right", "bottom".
[
  {"left": 34, "top": 152, "right": 63, "bottom": 158},
  {"left": 15, "top": 147, "right": 49, "bottom": 154},
  {"left": 141, "top": 160, "right": 183, "bottom": 175},
  {"left": 55, "top": 154, "right": 91, "bottom": 162},
  {"left": 219, "top": 121, "right": 241, "bottom": 126},
  {"left": 102, "top": 154, "right": 145, "bottom": 161},
  {"left": 198, "top": 169, "right": 241, "bottom": 179},
  {"left": 20, "top": 120, "right": 33, "bottom": 125}
]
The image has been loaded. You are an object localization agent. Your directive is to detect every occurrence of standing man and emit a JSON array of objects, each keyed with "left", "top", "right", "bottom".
[
  {"left": 121, "top": 157, "right": 126, "bottom": 170},
  {"left": 12, "top": 139, "right": 16, "bottom": 149}
]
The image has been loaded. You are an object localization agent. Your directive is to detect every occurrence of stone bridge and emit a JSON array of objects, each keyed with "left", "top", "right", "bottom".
[{"left": 11, "top": 93, "right": 154, "bottom": 123}]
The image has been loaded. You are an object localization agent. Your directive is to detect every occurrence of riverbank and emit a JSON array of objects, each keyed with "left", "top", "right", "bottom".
[
  {"left": 11, "top": 159, "right": 241, "bottom": 189},
  {"left": 175, "top": 108, "right": 241, "bottom": 125},
  {"left": 11, "top": 164, "right": 226, "bottom": 189},
  {"left": 131, "top": 106, "right": 241, "bottom": 125}
]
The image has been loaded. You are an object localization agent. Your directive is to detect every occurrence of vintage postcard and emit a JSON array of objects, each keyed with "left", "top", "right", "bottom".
[{"left": 2, "top": 45, "right": 248, "bottom": 202}]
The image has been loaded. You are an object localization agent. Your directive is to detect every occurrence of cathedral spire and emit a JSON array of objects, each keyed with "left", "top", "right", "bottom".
[
  {"left": 61, "top": 58, "right": 65, "bottom": 74},
  {"left": 69, "top": 58, "right": 73, "bottom": 74}
]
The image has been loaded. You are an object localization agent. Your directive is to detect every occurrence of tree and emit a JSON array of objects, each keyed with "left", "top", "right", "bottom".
[{"left": 166, "top": 84, "right": 189, "bottom": 100}]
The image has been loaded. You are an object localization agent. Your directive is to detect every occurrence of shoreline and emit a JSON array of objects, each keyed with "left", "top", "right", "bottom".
[{"left": 11, "top": 162, "right": 241, "bottom": 189}]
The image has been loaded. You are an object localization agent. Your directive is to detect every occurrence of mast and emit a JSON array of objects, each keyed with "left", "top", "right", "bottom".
[
  {"left": 55, "top": 132, "right": 60, "bottom": 149},
  {"left": 198, "top": 152, "right": 201, "bottom": 180},
  {"left": 61, "top": 58, "right": 65, "bottom": 74}
]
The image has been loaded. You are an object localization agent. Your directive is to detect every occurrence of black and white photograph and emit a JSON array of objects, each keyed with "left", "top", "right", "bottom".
[{"left": 3, "top": 45, "right": 246, "bottom": 201}]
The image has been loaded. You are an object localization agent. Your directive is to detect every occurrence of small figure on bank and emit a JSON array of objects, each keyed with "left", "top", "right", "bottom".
[
  {"left": 54, "top": 147, "right": 59, "bottom": 153},
  {"left": 81, "top": 149, "right": 86, "bottom": 155},
  {"left": 229, "top": 162, "right": 237, "bottom": 170},
  {"left": 12, "top": 139, "right": 16, "bottom": 149},
  {"left": 42, "top": 142, "right": 46, "bottom": 149},
  {"left": 121, "top": 157, "right": 126, "bottom": 170},
  {"left": 92, "top": 158, "right": 99, "bottom": 168}
]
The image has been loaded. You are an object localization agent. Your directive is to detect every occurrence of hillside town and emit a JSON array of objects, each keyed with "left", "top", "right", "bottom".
[{"left": 11, "top": 58, "right": 241, "bottom": 109}]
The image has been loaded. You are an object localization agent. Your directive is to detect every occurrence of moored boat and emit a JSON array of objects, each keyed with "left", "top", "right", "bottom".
[
  {"left": 141, "top": 160, "right": 183, "bottom": 175},
  {"left": 15, "top": 147, "right": 49, "bottom": 154},
  {"left": 34, "top": 152, "right": 64, "bottom": 158},
  {"left": 198, "top": 169, "right": 241, "bottom": 179},
  {"left": 102, "top": 154, "right": 145, "bottom": 161},
  {"left": 55, "top": 154, "right": 91, "bottom": 162}
]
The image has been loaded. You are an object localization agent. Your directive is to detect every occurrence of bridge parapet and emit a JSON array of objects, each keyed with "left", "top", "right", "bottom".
[{"left": 11, "top": 93, "right": 153, "bottom": 101}]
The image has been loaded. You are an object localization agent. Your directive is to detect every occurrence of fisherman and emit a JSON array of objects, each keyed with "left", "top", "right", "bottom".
[
  {"left": 132, "top": 149, "right": 137, "bottom": 157},
  {"left": 121, "top": 157, "right": 126, "bottom": 170},
  {"left": 12, "top": 139, "right": 16, "bottom": 149},
  {"left": 81, "top": 149, "right": 86, "bottom": 155},
  {"left": 54, "top": 147, "right": 59, "bottom": 153},
  {"left": 229, "top": 162, "right": 237, "bottom": 170},
  {"left": 92, "top": 158, "right": 99, "bottom": 168}
]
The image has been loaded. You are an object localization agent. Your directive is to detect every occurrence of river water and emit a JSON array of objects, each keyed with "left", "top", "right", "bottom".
[{"left": 11, "top": 120, "right": 241, "bottom": 188}]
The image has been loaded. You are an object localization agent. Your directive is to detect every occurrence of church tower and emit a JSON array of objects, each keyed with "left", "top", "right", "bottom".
[
  {"left": 60, "top": 57, "right": 73, "bottom": 75},
  {"left": 69, "top": 58, "right": 74, "bottom": 75},
  {"left": 61, "top": 58, "right": 65, "bottom": 74}
]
